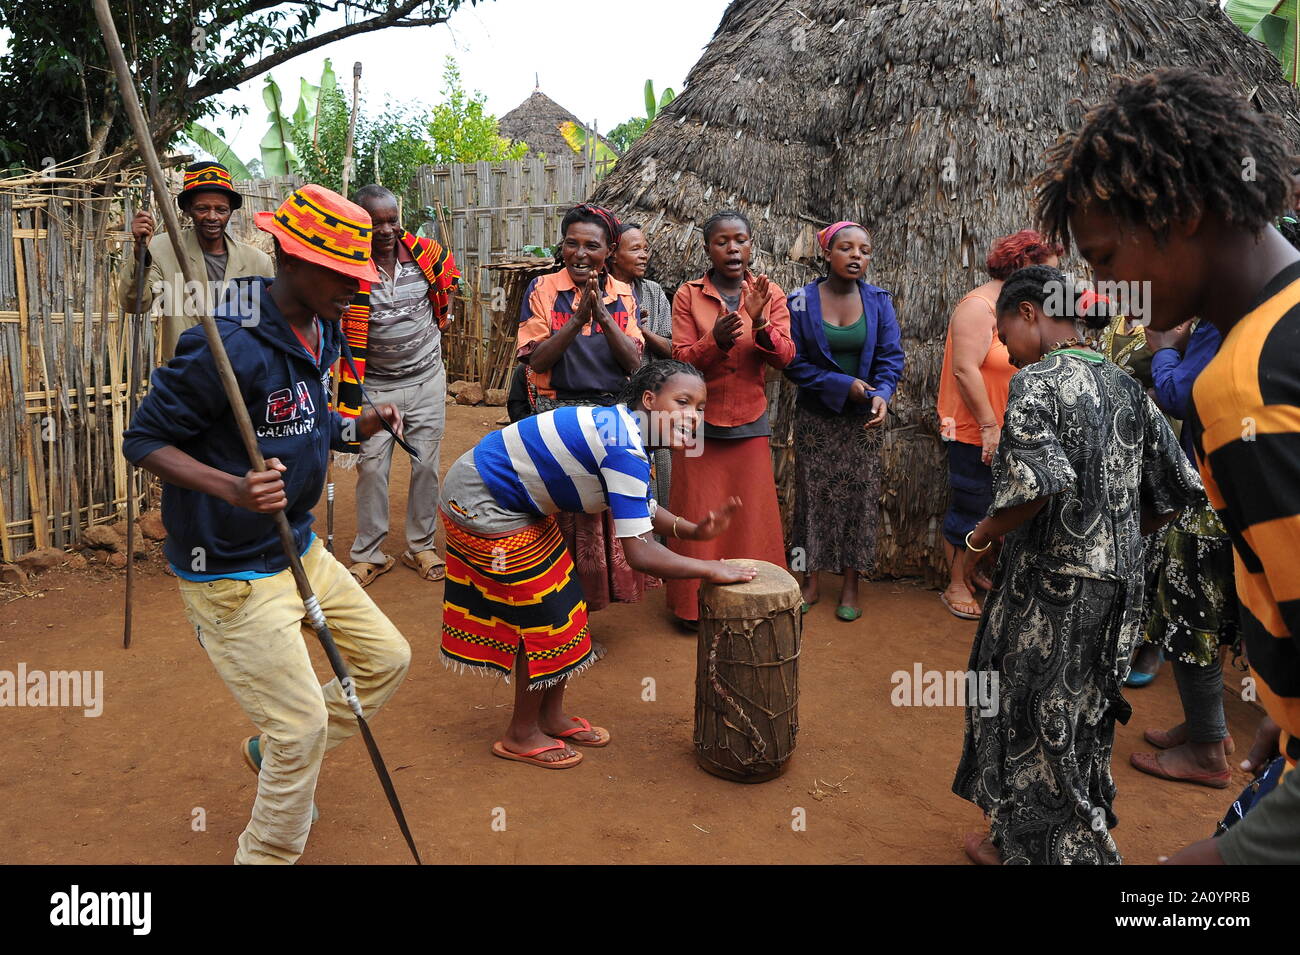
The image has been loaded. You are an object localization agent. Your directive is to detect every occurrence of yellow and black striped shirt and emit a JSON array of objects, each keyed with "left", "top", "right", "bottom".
[{"left": 1191, "top": 260, "right": 1300, "bottom": 769}]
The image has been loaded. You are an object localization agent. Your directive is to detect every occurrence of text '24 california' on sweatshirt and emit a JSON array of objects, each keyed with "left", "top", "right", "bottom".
[{"left": 123, "top": 276, "right": 353, "bottom": 578}]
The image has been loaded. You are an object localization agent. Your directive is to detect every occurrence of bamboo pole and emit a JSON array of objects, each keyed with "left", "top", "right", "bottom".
[
  {"left": 327, "top": 62, "right": 361, "bottom": 555},
  {"left": 342, "top": 63, "right": 361, "bottom": 197}
]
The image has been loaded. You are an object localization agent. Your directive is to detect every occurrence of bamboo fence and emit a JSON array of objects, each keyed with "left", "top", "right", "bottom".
[
  {"left": 0, "top": 173, "right": 153, "bottom": 559},
  {"left": 414, "top": 156, "right": 614, "bottom": 343},
  {"left": 442, "top": 258, "right": 555, "bottom": 387}
]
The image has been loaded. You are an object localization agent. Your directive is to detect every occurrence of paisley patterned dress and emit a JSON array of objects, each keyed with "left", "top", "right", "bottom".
[{"left": 951, "top": 351, "right": 1202, "bottom": 864}]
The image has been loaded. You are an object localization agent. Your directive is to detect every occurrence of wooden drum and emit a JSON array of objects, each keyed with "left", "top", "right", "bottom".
[{"left": 694, "top": 558, "right": 801, "bottom": 782}]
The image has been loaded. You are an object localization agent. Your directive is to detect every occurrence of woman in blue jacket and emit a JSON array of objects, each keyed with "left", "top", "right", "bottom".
[{"left": 784, "top": 222, "right": 904, "bottom": 621}]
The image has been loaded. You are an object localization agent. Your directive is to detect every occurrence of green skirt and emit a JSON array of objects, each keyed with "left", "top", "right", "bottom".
[{"left": 1143, "top": 496, "right": 1239, "bottom": 666}]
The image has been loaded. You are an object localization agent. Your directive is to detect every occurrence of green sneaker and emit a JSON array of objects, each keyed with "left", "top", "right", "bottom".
[{"left": 241, "top": 735, "right": 320, "bottom": 824}]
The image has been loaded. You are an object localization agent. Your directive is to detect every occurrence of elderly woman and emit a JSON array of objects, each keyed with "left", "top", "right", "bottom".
[
  {"left": 784, "top": 221, "right": 904, "bottom": 621},
  {"left": 935, "top": 229, "right": 1062, "bottom": 620},
  {"left": 609, "top": 222, "right": 674, "bottom": 508},
  {"left": 516, "top": 204, "right": 650, "bottom": 613}
]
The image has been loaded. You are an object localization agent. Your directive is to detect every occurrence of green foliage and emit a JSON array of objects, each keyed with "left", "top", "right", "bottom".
[
  {"left": 182, "top": 51, "right": 518, "bottom": 231},
  {"left": 186, "top": 60, "right": 334, "bottom": 181},
  {"left": 426, "top": 57, "right": 527, "bottom": 164},
  {"left": 559, "top": 121, "right": 619, "bottom": 163},
  {"left": 184, "top": 122, "right": 254, "bottom": 179},
  {"left": 0, "top": 1, "right": 479, "bottom": 171},
  {"left": 607, "top": 117, "right": 649, "bottom": 154},
  {"left": 607, "top": 79, "right": 677, "bottom": 155},
  {"left": 644, "top": 80, "right": 675, "bottom": 121},
  {"left": 1227, "top": 0, "right": 1300, "bottom": 84},
  {"left": 290, "top": 57, "right": 519, "bottom": 227},
  {"left": 260, "top": 75, "right": 298, "bottom": 176}
]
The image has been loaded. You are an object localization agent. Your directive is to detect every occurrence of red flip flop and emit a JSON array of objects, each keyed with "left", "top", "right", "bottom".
[
  {"left": 491, "top": 739, "right": 583, "bottom": 769},
  {"left": 1143, "top": 728, "right": 1236, "bottom": 755},
  {"left": 1130, "top": 751, "right": 1231, "bottom": 789},
  {"left": 552, "top": 716, "right": 610, "bottom": 748}
]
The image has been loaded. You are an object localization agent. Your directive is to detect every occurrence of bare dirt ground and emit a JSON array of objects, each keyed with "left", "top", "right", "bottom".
[{"left": 0, "top": 405, "right": 1261, "bottom": 864}]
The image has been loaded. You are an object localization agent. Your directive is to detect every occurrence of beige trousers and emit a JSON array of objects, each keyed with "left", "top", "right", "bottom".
[{"left": 178, "top": 538, "right": 411, "bottom": 864}]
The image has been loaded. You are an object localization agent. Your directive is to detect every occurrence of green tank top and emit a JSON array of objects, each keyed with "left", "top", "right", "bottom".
[{"left": 822, "top": 315, "right": 866, "bottom": 375}]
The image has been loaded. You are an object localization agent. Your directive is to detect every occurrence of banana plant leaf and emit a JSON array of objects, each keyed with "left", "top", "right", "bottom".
[
  {"left": 558, "top": 121, "right": 618, "bottom": 162},
  {"left": 292, "top": 77, "right": 319, "bottom": 128},
  {"left": 260, "top": 75, "right": 298, "bottom": 175},
  {"left": 293, "top": 58, "right": 338, "bottom": 135},
  {"left": 184, "top": 122, "right": 254, "bottom": 180},
  {"left": 1227, "top": 0, "right": 1299, "bottom": 84},
  {"left": 644, "top": 80, "right": 676, "bottom": 123}
]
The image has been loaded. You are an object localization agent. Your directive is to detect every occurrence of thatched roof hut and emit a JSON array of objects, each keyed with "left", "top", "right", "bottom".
[
  {"left": 593, "top": 0, "right": 1300, "bottom": 582},
  {"left": 499, "top": 89, "right": 616, "bottom": 159}
]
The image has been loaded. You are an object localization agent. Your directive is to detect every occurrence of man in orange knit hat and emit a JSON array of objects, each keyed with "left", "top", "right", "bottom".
[{"left": 123, "top": 184, "right": 410, "bottom": 864}]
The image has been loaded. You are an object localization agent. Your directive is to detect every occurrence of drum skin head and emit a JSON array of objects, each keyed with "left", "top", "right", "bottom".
[{"left": 700, "top": 558, "right": 800, "bottom": 616}]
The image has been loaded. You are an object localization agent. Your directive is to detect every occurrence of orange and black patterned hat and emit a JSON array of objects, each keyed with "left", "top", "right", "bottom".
[
  {"left": 178, "top": 161, "right": 242, "bottom": 211},
  {"left": 254, "top": 184, "right": 379, "bottom": 282}
]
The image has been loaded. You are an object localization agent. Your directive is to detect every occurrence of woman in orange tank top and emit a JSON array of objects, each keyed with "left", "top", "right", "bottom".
[{"left": 936, "top": 230, "right": 1062, "bottom": 620}]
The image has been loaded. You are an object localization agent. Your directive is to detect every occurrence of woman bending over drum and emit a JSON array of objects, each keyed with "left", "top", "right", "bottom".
[{"left": 438, "top": 359, "right": 757, "bottom": 769}]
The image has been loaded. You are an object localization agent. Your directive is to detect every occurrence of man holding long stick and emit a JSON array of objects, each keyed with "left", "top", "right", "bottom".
[
  {"left": 118, "top": 161, "right": 275, "bottom": 362},
  {"left": 122, "top": 184, "right": 411, "bottom": 864}
]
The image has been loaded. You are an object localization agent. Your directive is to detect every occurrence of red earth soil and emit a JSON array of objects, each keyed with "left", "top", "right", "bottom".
[{"left": 0, "top": 405, "right": 1261, "bottom": 864}]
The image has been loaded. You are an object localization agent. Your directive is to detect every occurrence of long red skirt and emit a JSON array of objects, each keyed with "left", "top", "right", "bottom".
[
  {"left": 666, "top": 435, "right": 788, "bottom": 621},
  {"left": 555, "top": 509, "right": 659, "bottom": 614}
]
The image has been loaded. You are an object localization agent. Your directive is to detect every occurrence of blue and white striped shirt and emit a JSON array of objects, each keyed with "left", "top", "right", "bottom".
[{"left": 473, "top": 405, "right": 654, "bottom": 538}]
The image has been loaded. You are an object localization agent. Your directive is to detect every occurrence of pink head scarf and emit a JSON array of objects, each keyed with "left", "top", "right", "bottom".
[{"left": 818, "top": 220, "right": 866, "bottom": 252}]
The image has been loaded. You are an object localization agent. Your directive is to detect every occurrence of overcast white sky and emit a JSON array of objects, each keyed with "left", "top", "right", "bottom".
[{"left": 207, "top": 0, "right": 734, "bottom": 163}]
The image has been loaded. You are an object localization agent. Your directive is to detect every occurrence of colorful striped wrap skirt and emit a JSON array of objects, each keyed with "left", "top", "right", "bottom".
[{"left": 439, "top": 511, "right": 594, "bottom": 688}]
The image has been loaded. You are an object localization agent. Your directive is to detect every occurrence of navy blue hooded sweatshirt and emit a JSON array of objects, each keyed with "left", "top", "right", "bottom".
[{"left": 122, "top": 276, "right": 350, "bottom": 577}]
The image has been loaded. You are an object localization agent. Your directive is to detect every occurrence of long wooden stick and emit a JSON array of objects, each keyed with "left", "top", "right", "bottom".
[
  {"left": 123, "top": 58, "right": 158, "bottom": 651},
  {"left": 342, "top": 62, "right": 362, "bottom": 197},
  {"left": 122, "top": 185, "right": 149, "bottom": 650},
  {"left": 93, "top": 2, "right": 420, "bottom": 863},
  {"left": 327, "top": 62, "right": 362, "bottom": 555}
]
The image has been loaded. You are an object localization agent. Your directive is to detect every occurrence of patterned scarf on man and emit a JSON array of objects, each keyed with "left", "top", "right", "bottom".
[{"left": 336, "top": 230, "right": 458, "bottom": 453}]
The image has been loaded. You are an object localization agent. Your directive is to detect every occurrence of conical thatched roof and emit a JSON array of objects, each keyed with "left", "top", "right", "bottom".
[
  {"left": 593, "top": 0, "right": 1300, "bottom": 581},
  {"left": 499, "top": 89, "right": 616, "bottom": 159}
]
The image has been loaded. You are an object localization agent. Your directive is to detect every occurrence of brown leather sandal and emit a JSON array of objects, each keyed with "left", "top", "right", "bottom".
[
  {"left": 401, "top": 549, "right": 446, "bottom": 581},
  {"left": 348, "top": 555, "right": 395, "bottom": 589}
]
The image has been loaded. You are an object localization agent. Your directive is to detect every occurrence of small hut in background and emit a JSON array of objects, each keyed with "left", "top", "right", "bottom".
[
  {"left": 499, "top": 88, "right": 617, "bottom": 159},
  {"left": 594, "top": 0, "right": 1300, "bottom": 582}
]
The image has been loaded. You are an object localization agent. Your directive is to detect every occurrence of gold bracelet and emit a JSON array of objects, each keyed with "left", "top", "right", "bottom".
[
  {"left": 965, "top": 530, "right": 992, "bottom": 553},
  {"left": 673, "top": 516, "right": 682, "bottom": 539},
  {"left": 751, "top": 319, "right": 769, "bottom": 332}
]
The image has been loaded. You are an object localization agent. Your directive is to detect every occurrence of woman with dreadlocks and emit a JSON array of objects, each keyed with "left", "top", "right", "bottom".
[
  {"left": 517, "top": 204, "right": 652, "bottom": 616},
  {"left": 438, "top": 360, "right": 754, "bottom": 768},
  {"left": 951, "top": 265, "right": 1200, "bottom": 865},
  {"left": 1035, "top": 67, "right": 1300, "bottom": 866}
]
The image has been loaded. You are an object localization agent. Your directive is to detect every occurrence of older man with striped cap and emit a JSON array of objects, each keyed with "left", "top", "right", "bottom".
[
  {"left": 122, "top": 184, "right": 411, "bottom": 865},
  {"left": 119, "top": 160, "right": 276, "bottom": 361}
]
